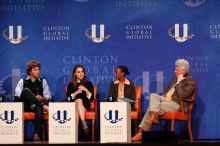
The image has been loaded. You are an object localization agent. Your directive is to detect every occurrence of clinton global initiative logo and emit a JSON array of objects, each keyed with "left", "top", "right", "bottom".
[
  {"left": 0, "top": 69, "right": 23, "bottom": 102},
  {"left": 209, "top": 24, "right": 220, "bottom": 39},
  {"left": 125, "top": 24, "right": 152, "bottom": 40},
  {"left": 183, "top": 0, "right": 206, "bottom": 7},
  {"left": 43, "top": 26, "right": 70, "bottom": 41},
  {"left": 104, "top": 110, "right": 123, "bottom": 124},
  {"left": 116, "top": 0, "right": 156, "bottom": 7},
  {"left": 0, "top": 0, "right": 46, "bottom": 12},
  {"left": 134, "top": 71, "right": 165, "bottom": 100},
  {"left": 52, "top": 110, "right": 71, "bottom": 124},
  {"left": 0, "top": 111, "right": 19, "bottom": 124},
  {"left": 74, "top": 0, "right": 89, "bottom": 2},
  {"left": 62, "top": 55, "right": 117, "bottom": 85},
  {"left": 0, "top": 75, "right": 12, "bottom": 101},
  {"left": 85, "top": 24, "right": 111, "bottom": 43},
  {"left": 0, "top": 76, "right": 7, "bottom": 96},
  {"left": 2, "top": 26, "right": 28, "bottom": 44},
  {"left": 168, "top": 24, "right": 194, "bottom": 43},
  {"left": 179, "top": 56, "right": 209, "bottom": 73}
]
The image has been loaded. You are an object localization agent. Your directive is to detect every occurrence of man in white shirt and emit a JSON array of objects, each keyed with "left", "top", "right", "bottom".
[{"left": 15, "top": 60, "right": 51, "bottom": 141}]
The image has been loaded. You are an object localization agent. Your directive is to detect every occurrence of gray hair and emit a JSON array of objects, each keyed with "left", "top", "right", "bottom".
[{"left": 175, "top": 59, "right": 189, "bottom": 72}]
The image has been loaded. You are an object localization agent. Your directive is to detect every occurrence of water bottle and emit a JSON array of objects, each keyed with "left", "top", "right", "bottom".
[
  {"left": 109, "top": 96, "right": 113, "bottom": 102},
  {"left": 67, "top": 96, "right": 71, "bottom": 102}
]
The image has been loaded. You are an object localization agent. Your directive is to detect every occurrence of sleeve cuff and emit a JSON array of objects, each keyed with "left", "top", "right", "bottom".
[
  {"left": 71, "top": 94, "right": 75, "bottom": 99},
  {"left": 87, "top": 92, "right": 92, "bottom": 99}
]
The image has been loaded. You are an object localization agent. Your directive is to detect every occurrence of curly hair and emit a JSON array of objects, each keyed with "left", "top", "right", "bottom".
[{"left": 26, "top": 60, "right": 41, "bottom": 75}]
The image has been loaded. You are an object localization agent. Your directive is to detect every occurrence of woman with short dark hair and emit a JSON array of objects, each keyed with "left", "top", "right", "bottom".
[{"left": 109, "top": 65, "right": 135, "bottom": 101}]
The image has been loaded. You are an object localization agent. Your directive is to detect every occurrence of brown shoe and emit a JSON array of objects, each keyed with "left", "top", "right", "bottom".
[
  {"left": 132, "top": 129, "right": 143, "bottom": 142},
  {"left": 131, "top": 132, "right": 142, "bottom": 142},
  {"left": 144, "top": 118, "right": 152, "bottom": 125},
  {"left": 149, "top": 111, "right": 159, "bottom": 125}
]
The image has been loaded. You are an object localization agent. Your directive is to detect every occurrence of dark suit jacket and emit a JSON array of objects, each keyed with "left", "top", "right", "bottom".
[{"left": 163, "top": 75, "right": 197, "bottom": 112}]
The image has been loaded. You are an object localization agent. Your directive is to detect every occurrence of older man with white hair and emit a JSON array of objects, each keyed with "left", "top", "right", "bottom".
[{"left": 132, "top": 59, "right": 197, "bottom": 142}]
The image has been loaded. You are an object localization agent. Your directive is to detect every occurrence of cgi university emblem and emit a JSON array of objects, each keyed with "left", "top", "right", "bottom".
[
  {"left": 134, "top": 71, "right": 165, "bottom": 100},
  {"left": 0, "top": 111, "right": 19, "bottom": 124},
  {"left": 2, "top": 26, "right": 28, "bottom": 44},
  {"left": 52, "top": 110, "right": 71, "bottom": 124},
  {"left": 85, "top": 24, "right": 111, "bottom": 43},
  {"left": 168, "top": 24, "right": 194, "bottom": 43},
  {"left": 104, "top": 110, "right": 123, "bottom": 124}
]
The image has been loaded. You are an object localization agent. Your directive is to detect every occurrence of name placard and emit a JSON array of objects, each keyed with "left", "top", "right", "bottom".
[
  {"left": 49, "top": 102, "right": 78, "bottom": 143},
  {"left": 100, "top": 102, "right": 131, "bottom": 143},
  {"left": 0, "top": 102, "right": 23, "bottom": 144}
]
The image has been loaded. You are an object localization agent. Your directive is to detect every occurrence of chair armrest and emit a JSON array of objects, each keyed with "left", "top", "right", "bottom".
[
  {"left": 179, "top": 97, "right": 194, "bottom": 102},
  {"left": 179, "top": 98, "right": 193, "bottom": 113},
  {"left": 179, "top": 93, "right": 196, "bottom": 113},
  {"left": 90, "top": 99, "right": 96, "bottom": 111},
  {"left": 134, "top": 98, "right": 141, "bottom": 111}
]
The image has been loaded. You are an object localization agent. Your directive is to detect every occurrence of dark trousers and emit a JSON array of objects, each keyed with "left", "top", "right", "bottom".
[{"left": 19, "top": 88, "right": 43, "bottom": 139}]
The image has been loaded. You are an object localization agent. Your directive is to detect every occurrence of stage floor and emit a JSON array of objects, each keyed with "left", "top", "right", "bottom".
[{"left": 1, "top": 140, "right": 220, "bottom": 146}]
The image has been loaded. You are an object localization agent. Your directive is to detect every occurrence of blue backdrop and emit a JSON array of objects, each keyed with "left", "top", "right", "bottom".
[{"left": 0, "top": 0, "right": 220, "bottom": 139}]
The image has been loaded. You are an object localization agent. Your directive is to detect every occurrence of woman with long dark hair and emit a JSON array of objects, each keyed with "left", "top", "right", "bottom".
[{"left": 66, "top": 64, "right": 94, "bottom": 133}]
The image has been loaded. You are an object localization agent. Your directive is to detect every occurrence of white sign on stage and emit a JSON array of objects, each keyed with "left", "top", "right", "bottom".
[
  {"left": 49, "top": 102, "right": 78, "bottom": 143},
  {"left": 100, "top": 102, "right": 131, "bottom": 143},
  {"left": 0, "top": 102, "right": 23, "bottom": 144}
]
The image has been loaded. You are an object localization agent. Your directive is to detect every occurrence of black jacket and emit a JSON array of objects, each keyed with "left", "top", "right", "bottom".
[{"left": 66, "top": 80, "right": 94, "bottom": 111}]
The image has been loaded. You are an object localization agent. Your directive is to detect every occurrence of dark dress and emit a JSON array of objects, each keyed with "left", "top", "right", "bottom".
[{"left": 66, "top": 80, "right": 94, "bottom": 111}]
